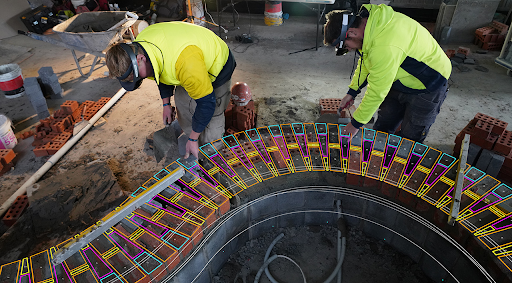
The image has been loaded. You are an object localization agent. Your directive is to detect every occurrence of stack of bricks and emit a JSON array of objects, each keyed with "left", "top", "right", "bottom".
[
  {"left": 32, "top": 97, "right": 110, "bottom": 157},
  {"left": 0, "top": 149, "right": 16, "bottom": 177},
  {"left": 453, "top": 113, "right": 512, "bottom": 184},
  {"left": 224, "top": 100, "right": 256, "bottom": 135},
  {"left": 474, "top": 21, "right": 508, "bottom": 51}
]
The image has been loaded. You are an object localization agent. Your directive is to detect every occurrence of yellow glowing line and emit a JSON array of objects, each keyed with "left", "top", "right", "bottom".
[
  {"left": 246, "top": 151, "right": 258, "bottom": 157},
  {"left": 207, "top": 167, "right": 220, "bottom": 175},
  {"left": 227, "top": 158, "right": 238, "bottom": 165},
  {"left": 266, "top": 146, "right": 279, "bottom": 152},
  {"left": 70, "top": 264, "right": 90, "bottom": 276},
  {"left": 151, "top": 210, "right": 165, "bottom": 222},
  {"left": 199, "top": 198, "right": 218, "bottom": 210},
  {"left": 350, "top": 146, "right": 362, "bottom": 152},
  {"left": 102, "top": 247, "right": 119, "bottom": 260},
  {"left": 474, "top": 226, "right": 495, "bottom": 236},
  {"left": 287, "top": 144, "right": 299, "bottom": 149},
  {"left": 489, "top": 206, "right": 506, "bottom": 218},
  {"left": 183, "top": 212, "right": 204, "bottom": 225},
  {"left": 464, "top": 190, "right": 480, "bottom": 200},
  {"left": 394, "top": 157, "right": 407, "bottom": 164},
  {"left": 415, "top": 166, "right": 430, "bottom": 174},
  {"left": 129, "top": 228, "right": 145, "bottom": 241},
  {"left": 440, "top": 176, "right": 455, "bottom": 186},
  {"left": 372, "top": 151, "right": 384, "bottom": 157},
  {"left": 189, "top": 178, "right": 201, "bottom": 187}
]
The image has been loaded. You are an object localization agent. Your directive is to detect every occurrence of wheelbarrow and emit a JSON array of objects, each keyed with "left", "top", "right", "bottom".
[{"left": 19, "top": 11, "right": 138, "bottom": 77}]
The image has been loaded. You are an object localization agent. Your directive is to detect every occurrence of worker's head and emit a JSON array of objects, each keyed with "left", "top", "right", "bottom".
[
  {"left": 324, "top": 8, "right": 369, "bottom": 56},
  {"left": 105, "top": 42, "right": 153, "bottom": 91}
]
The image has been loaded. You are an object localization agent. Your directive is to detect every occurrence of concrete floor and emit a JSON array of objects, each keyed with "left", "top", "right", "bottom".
[{"left": 1, "top": 12, "right": 512, "bottom": 211}]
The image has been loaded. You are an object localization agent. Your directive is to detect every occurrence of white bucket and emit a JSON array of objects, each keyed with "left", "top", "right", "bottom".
[
  {"left": 71, "top": 0, "right": 86, "bottom": 9},
  {"left": 0, "top": 64, "right": 25, "bottom": 99},
  {"left": 0, "top": 115, "right": 17, "bottom": 149}
]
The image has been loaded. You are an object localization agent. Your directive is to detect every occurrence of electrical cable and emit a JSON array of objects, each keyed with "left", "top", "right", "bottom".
[{"left": 254, "top": 255, "right": 307, "bottom": 283}]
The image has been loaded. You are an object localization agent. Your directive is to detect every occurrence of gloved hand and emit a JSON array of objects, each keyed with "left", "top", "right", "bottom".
[
  {"left": 163, "top": 105, "right": 176, "bottom": 125},
  {"left": 337, "top": 94, "right": 354, "bottom": 116}
]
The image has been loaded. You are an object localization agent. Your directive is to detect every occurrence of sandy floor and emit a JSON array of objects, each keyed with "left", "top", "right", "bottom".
[{"left": 1, "top": 12, "right": 512, "bottom": 216}]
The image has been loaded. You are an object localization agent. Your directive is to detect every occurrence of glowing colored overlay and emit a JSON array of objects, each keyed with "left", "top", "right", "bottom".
[{"left": 1, "top": 123, "right": 512, "bottom": 282}]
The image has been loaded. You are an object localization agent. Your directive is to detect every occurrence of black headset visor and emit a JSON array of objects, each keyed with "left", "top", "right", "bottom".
[{"left": 117, "top": 43, "right": 143, "bottom": 91}]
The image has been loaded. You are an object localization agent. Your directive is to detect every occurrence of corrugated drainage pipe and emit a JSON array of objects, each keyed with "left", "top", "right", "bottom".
[{"left": 0, "top": 88, "right": 127, "bottom": 217}]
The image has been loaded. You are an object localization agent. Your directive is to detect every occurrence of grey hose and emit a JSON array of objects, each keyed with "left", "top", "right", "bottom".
[
  {"left": 263, "top": 233, "right": 285, "bottom": 283},
  {"left": 254, "top": 255, "right": 307, "bottom": 283}
]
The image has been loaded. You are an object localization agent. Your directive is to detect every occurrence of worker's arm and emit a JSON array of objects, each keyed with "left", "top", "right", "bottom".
[
  {"left": 159, "top": 83, "right": 176, "bottom": 125},
  {"left": 176, "top": 45, "right": 216, "bottom": 159},
  {"left": 351, "top": 46, "right": 405, "bottom": 128},
  {"left": 338, "top": 54, "right": 368, "bottom": 116}
]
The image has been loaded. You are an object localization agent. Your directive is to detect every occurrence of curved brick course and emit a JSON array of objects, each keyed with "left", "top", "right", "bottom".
[{"left": 1, "top": 123, "right": 511, "bottom": 283}]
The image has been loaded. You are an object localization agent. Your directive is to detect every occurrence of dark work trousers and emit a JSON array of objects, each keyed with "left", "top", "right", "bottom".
[{"left": 373, "top": 82, "right": 449, "bottom": 143}]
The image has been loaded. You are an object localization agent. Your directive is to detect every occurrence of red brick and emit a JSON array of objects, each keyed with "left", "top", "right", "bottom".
[
  {"left": 475, "top": 26, "right": 496, "bottom": 36},
  {"left": 491, "top": 20, "right": 509, "bottom": 35},
  {"left": 346, "top": 172, "right": 362, "bottom": 186},
  {"left": 43, "top": 132, "right": 59, "bottom": 143},
  {"left": 445, "top": 49, "right": 455, "bottom": 58},
  {"left": 397, "top": 189, "right": 416, "bottom": 207},
  {"left": 457, "top": 46, "right": 470, "bottom": 55},
  {"left": 381, "top": 182, "right": 398, "bottom": 199},
  {"left": 0, "top": 162, "right": 13, "bottom": 177},
  {"left": 363, "top": 176, "right": 381, "bottom": 189},
  {"left": 46, "top": 141, "right": 64, "bottom": 155},
  {"left": 473, "top": 120, "right": 492, "bottom": 138},
  {"left": 2, "top": 195, "right": 29, "bottom": 227},
  {"left": 0, "top": 149, "right": 16, "bottom": 165},
  {"left": 33, "top": 144, "right": 49, "bottom": 157},
  {"left": 60, "top": 100, "right": 79, "bottom": 115}
]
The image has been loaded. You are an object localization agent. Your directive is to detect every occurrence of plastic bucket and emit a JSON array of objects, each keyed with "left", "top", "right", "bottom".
[
  {"left": 0, "top": 64, "right": 25, "bottom": 99},
  {"left": 71, "top": 0, "right": 86, "bottom": 9},
  {"left": 264, "top": 1, "right": 283, "bottom": 26},
  {"left": 0, "top": 115, "right": 17, "bottom": 149}
]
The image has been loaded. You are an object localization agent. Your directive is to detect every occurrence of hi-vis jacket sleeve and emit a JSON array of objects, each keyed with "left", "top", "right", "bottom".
[
  {"left": 175, "top": 45, "right": 213, "bottom": 100},
  {"left": 351, "top": 46, "right": 406, "bottom": 127},
  {"left": 347, "top": 55, "right": 369, "bottom": 98}
]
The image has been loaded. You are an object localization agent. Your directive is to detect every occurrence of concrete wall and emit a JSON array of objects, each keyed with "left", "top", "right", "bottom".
[
  {"left": 449, "top": 0, "right": 501, "bottom": 43},
  {"left": 0, "top": 0, "right": 32, "bottom": 39}
]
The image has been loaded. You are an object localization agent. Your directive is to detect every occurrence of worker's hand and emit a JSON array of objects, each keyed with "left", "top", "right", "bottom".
[
  {"left": 337, "top": 94, "right": 354, "bottom": 116},
  {"left": 184, "top": 140, "right": 199, "bottom": 159},
  {"left": 163, "top": 105, "right": 176, "bottom": 125},
  {"left": 340, "top": 122, "right": 359, "bottom": 140}
]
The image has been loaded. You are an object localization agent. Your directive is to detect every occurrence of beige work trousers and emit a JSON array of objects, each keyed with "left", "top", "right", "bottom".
[{"left": 174, "top": 80, "right": 231, "bottom": 145}]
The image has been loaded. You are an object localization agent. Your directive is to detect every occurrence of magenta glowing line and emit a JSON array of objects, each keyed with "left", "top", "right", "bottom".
[
  {"left": 273, "top": 136, "right": 290, "bottom": 159},
  {"left": 130, "top": 215, "right": 170, "bottom": 238},
  {"left": 109, "top": 231, "right": 144, "bottom": 259},
  {"left": 82, "top": 247, "right": 113, "bottom": 279},
  {"left": 151, "top": 195, "right": 187, "bottom": 217},
  {"left": 231, "top": 145, "right": 254, "bottom": 169},
  {"left": 210, "top": 154, "right": 236, "bottom": 177},
  {"left": 424, "top": 164, "right": 448, "bottom": 186}
]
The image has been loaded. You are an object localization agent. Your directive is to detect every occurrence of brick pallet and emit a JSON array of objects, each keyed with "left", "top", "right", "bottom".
[{"left": 474, "top": 21, "right": 509, "bottom": 51}]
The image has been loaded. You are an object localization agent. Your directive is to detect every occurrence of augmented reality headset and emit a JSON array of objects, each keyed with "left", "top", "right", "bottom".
[
  {"left": 117, "top": 42, "right": 144, "bottom": 91},
  {"left": 331, "top": 12, "right": 356, "bottom": 56}
]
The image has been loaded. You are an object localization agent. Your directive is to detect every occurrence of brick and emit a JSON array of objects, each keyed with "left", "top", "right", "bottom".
[
  {"left": 346, "top": 172, "right": 362, "bottom": 186},
  {"left": 487, "top": 152, "right": 505, "bottom": 177},
  {"left": 46, "top": 141, "right": 64, "bottom": 155},
  {"left": 475, "top": 149, "right": 493, "bottom": 172},
  {"left": 457, "top": 46, "right": 470, "bottom": 55},
  {"left": 491, "top": 20, "right": 509, "bottom": 35},
  {"left": 43, "top": 132, "right": 59, "bottom": 143},
  {"left": 2, "top": 195, "right": 29, "bottom": 227},
  {"left": 504, "top": 151, "right": 512, "bottom": 169},
  {"left": 445, "top": 49, "right": 455, "bottom": 58},
  {"left": 495, "top": 130, "right": 512, "bottom": 156},
  {"left": 363, "top": 176, "right": 381, "bottom": 188},
  {"left": 33, "top": 144, "right": 49, "bottom": 157},
  {"left": 473, "top": 120, "right": 492, "bottom": 138},
  {"left": 0, "top": 162, "right": 13, "bottom": 177},
  {"left": 471, "top": 133, "right": 498, "bottom": 150},
  {"left": 60, "top": 100, "right": 79, "bottom": 115},
  {"left": 381, "top": 182, "right": 398, "bottom": 199},
  {"left": 0, "top": 149, "right": 16, "bottom": 165},
  {"left": 475, "top": 26, "right": 496, "bottom": 36}
]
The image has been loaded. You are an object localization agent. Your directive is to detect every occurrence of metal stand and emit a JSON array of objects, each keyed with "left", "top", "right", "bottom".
[{"left": 289, "top": 4, "right": 325, "bottom": 55}]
